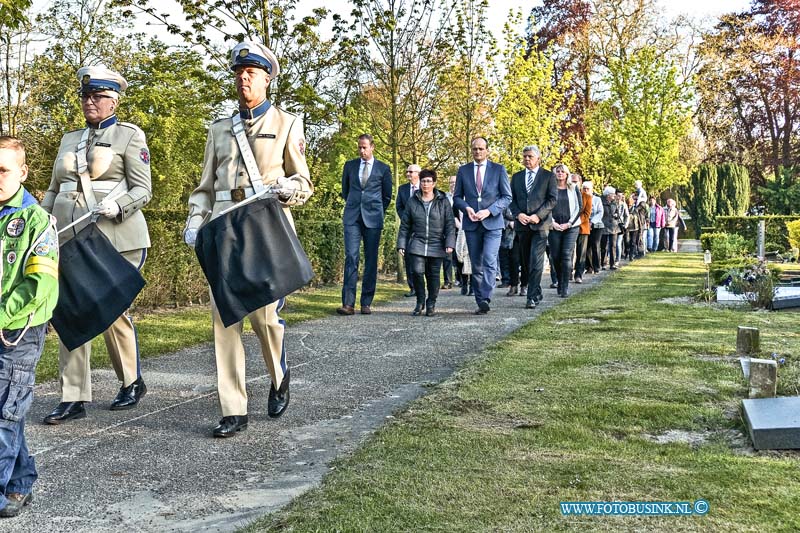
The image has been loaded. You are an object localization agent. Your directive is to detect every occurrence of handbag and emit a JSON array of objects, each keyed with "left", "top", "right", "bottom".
[
  {"left": 195, "top": 197, "right": 314, "bottom": 327},
  {"left": 51, "top": 223, "right": 146, "bottom": 351}
]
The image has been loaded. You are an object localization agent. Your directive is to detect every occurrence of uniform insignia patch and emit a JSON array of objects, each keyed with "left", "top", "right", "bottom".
[
  {"left": 34, "top": 243, "right": 50, "bottom": 256},
  {"left": 257, "top": 134, "right": 276, "bottom": 139},
  {"left": 6, "top": 251, "right": 16, "bottom": 264},
  {"left": 139, "top": 148, "right": 150, "bottom": 164},
  {"left": 6, "top": 218, "right": 25, "bottom": 237},
  {"left": 298, "top": 138, "right": 306, "bottom": 156},
  {"left": 95, "top": 142, "right": 112, "bottom": 147}
]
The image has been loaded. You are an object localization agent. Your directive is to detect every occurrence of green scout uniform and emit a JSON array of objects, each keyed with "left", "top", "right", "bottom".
[
  {"left": 0, "top": 186, "right": 58, "bottom": 516},
  {"left": 0, "top": 186, "right": 59, "bottom": 331}
]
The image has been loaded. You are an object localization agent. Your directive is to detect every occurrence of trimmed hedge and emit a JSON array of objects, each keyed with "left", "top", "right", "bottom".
[
  {"left": 713, "top": 215, "right": 800, "bottom": 252},
  {"left": 137, "top": 209, "right": 400, "bottom": 307}
]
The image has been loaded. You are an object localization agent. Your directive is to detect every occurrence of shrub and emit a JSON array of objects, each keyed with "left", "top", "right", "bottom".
[
  {"left": 700, "top": 232, "right": 748, "bottom": 261},
  {"left": 788, "top": 219, "right": 800, "bottom": 251},
  {"left": 726, "top": 260, "right": 779, "bottom": 309},
  {"left": 715, "top": 215, "right": 800, "bottom": 252}
]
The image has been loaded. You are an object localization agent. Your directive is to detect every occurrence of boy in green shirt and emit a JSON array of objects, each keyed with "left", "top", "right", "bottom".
[{"left": 0, "top": 136, "right": 59, "bottom": 518}]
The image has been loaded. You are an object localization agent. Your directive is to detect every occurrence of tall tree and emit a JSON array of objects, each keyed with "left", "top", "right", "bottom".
[
  {"left": 430, "top": 0, "right": 495, "bottom": 168},
  {"left": 0, "top": 0, "right": 34, "bottom": 136},
  {"left": 582, "top": 46, "right": 692, "bottom": 193},
  {"left": 696, "top": 3, "right": 799, "bottom": 186},
  {"left": 493, "top": 11, "right": 573, "bottom": 174}
]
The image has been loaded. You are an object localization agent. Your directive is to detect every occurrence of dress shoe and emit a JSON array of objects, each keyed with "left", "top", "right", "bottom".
[
  {"left": 361, "top": 305, "right": 372, "bottom": 315},
  {"left": 213, "top": 415, "right": 248, "bottom": 438},
  {"left": 336, "top": 305, "right": 355, "bottom": 315},
  {"left": 425, "top": 305, "right": 436, "bottom": 317},
  {"left": 404, "top": 289, "right": 416, "bottom": 297},
  {"left": 110, "top": 377, "right": 147, "bottom": 411},
  {"left": 519, "top": 286, "right": 527, "bottom": 296},
  {"left": 43, "top": 401, "right": 86, "bottom": 425},
  {"left": 411, "top": 303, "right": 425, "bottom": 316},
  {"left": 525, "top": 299, "right": 536, "bottom": 309},
  {"left": 268, "top": 369, "right": 290, "bottom": 418},
  {"left": 0, "top": 492, "right": 32, "bottom": 517},
  {"left": 474, "top": 307, "right": 489, "bottom": 315},
  {"left": 506, "top": 285, "right": 518, "bottom": 296},
  {"left": 476, "top": 300, "right": 490, "bottom": 314}
]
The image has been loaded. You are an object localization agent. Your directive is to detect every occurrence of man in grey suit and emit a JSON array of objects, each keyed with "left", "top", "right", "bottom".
[
  {"left": 337, "top": 134, "right": 393, "bottom": 315},
  {"left": 396, "top": 164, "right": 421, "bottom": 296},
  {"left": 508, "top": 146, "right": 557, "bottom": 309},
  {"left": 453, "top": 137, "right": 512, "bottom": 314}
]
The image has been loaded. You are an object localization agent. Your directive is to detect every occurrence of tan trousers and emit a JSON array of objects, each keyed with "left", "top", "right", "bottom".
[
  {"left": 211, "top": 292, "right": 286, "bottom": 417},
  {"left": 59, "top": 249, "right": 145, "bottom": 402}
]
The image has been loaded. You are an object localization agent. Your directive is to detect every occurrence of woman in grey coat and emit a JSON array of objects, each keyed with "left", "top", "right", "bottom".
[{"left": 397, "top": 169, "right": 456, "bottom": 316}]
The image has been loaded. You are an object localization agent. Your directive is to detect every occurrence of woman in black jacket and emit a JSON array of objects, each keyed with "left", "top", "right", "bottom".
[{"left": 397, "top": 169, "right": 456, "bottom": 316}]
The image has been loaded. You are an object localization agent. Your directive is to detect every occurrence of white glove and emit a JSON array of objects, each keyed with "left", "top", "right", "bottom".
[
  {"left": 276, "top": 176, "right": 299, "bottom": 199},
  {"left": 94, "top": 199, "right": 120, "bottom": 218},
  {"left": 184, "top": 228, "right": 198, "bottom": 247}
]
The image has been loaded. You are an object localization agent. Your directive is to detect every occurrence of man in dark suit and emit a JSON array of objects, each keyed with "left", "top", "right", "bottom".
[
  {"left": 508, "top": 145, "right": 557, "bottom": 309},
  {"left": 453, "top": 137, "right": 512, "bottom": 314},
  {"left": 395, "top": 164, "right": 421, "bottom": 297},
  {"left": 337, "top": 134, "right": 393, "bottom": 315}
]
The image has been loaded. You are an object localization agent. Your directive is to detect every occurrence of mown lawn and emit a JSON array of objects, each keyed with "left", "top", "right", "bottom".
[
  {"left": 245, "top": 253, "right": 800, "bottom": 532},
  {"left": 35, "top": 282, "right": 408, "bottom": 383}
]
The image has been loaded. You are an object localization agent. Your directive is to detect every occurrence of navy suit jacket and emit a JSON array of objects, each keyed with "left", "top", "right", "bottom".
[
  {"left": 342, "top": 158, "right": 393, "bottom": 229},
  {"left": 453, "top": 160, "right": 512, "bottom": 231},
  {"left": 395, "top": 182, "right": 417, "bottom": 217},
  {"left": 509, "top": 167, "right": 557, "bottom": 232}
]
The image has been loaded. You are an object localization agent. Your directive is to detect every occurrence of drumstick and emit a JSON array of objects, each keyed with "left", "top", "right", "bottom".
[
  {"left": 57, "top": 190, "right": 128, "bottom": 235},
  {"left": 218, "top": 186, "right": 279, "bottom": 215}
]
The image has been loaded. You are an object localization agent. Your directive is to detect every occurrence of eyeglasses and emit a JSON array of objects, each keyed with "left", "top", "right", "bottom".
[
  {"left": 420, "top": 178, "right": 434, "bottom": 183},
  {"left": 80, "top": 93, "right": 115, "bottom": 103}
]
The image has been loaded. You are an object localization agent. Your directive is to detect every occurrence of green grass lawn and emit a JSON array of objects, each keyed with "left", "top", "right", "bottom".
[
  {"left": 35, "top": 282, "right": 407, "bottom": 383},
  {"left": 244, "top": 253, "right": 800, "bottom": 532}
]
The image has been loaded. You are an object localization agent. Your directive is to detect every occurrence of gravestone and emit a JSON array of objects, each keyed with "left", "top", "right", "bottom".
[
  {"left": 748, "top": 358, "right": 777, "bottom": 398},
  {"left": 736, "top": 326, "right": 760, "bottom": 356},
  {"left": 742, "top": 397, "right": 800, "bottom": 450}
]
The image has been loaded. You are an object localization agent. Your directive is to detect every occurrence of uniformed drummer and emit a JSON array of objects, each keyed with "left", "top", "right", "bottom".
[
  {"left": 42, "top": 66, "right": 152, "bottom": 424},
  {"left": 183, "top": 41, "right": 313, "bottom": 438}
]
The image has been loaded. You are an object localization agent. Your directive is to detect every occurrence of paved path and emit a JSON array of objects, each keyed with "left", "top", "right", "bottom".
[{"left": 15, "top": 271, "right": 609, "bottom": 532}]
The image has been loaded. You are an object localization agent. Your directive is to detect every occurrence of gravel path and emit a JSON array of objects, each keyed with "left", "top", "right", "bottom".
[{"left": 16, "top": 271, "right": 609, "bottom": 532}]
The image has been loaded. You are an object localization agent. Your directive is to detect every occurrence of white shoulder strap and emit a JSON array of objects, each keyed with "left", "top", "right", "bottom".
[
  {"left": 230, "top": 114, "right": 265, "bottom": 193},
  {"left": 75, "top": 128, "right": 98, "bottom": 209}
]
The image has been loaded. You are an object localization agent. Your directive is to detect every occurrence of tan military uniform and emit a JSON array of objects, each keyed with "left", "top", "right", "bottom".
[
  {"left": 42, "top": 119, "right": 152, "bottom": 402},
  {"left": 186, "top": 105, "right": 312, "bottom": 417}
]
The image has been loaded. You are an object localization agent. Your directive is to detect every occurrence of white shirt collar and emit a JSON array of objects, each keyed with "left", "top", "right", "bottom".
[{"left": 528, "top": 166, "right": 539, "bottom": 176}]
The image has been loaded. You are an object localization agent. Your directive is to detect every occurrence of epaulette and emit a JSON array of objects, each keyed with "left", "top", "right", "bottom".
[
  {"left": 274, "top": 105, "right": 298, "bottom": 119},
  {"left": 118, "top": 122, "right": 147, "bottom": 141}
]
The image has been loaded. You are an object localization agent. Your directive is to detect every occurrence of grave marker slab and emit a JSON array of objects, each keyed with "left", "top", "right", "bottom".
[{"left": 742, "top": 397, "right": 800, "bottom": 450}]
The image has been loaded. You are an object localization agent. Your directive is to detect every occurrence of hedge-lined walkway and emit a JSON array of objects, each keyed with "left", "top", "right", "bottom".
[{"left": 20, "top": 264, "right": 610, "bottom": 531}]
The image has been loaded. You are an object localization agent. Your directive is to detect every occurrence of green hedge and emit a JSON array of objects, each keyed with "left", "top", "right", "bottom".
[
  {"left": 137, "top": 209, "right": 400, "bottom": 307},
  {"left": 700, "top": 232, "right": 748, "bottom": 262},
  {"left": 713, "top": 215, "right": 800, "bottom": 252}
]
